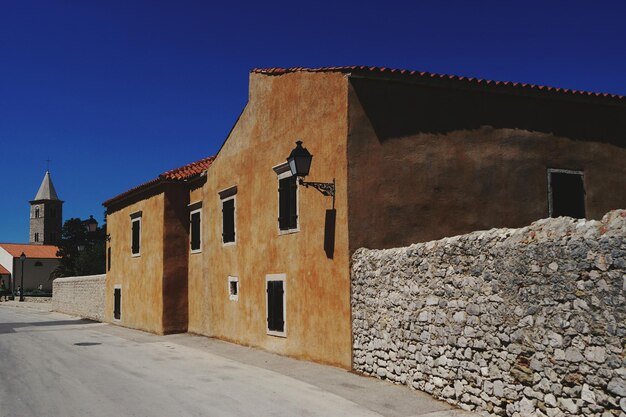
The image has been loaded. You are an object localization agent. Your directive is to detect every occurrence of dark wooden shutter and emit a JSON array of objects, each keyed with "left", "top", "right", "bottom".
[
  {"left": 190, "top": 211, "right": 201, "bottom": 250},
  {"left": 222, "top": 199, "right": 235, "bottom": 243},
  {"left": 107, "top": 247, "right": 111, "bottom": 271},
  {"left": 278, "top": 176, "right": 297, "bottom": 231},
  {"left": 114, "top": 288, "right": 121, "bottom": 320},
  {"left": 288, "top": 176, "right": 297, "bottom": 229},
  {"left": 131, "top": 220, "right": 140, "bottom": 254},
  {"left": 267, "top": 280, "right": 284, "bottom": 332}
]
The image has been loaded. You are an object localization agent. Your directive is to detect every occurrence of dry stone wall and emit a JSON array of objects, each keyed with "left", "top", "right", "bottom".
[
  {"left": 352, "top": 210, "right": 626, "bottom": 417},
  {"left": 52, "top": 274, "right": 105, "bottom": 321}
]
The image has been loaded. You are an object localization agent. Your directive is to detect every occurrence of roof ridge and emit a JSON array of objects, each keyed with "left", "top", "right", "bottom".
[{"left": 250, "top": 66, "right": 625, "bottom": 101}]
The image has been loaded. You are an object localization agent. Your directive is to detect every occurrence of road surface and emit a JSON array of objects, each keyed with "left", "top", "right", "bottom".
[{"left": 0, "top": 304, "right": 473, "bottom": 417}]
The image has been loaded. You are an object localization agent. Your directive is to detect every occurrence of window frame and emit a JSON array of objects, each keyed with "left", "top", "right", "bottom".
[
  {"left": 547, "top": 168, "right": 586, "bottom": 218},
  {"left": 130, "top": 212, "right": 142, "bottom": 257},
  {"left": 189, "top": 204, "right": 202, "bottom": 254},
  {"left": 266, "top": 273, "right": 287, "bottom": 338},
  {"left": 273, "top": 162, "right": 299, "bottom": 235},
  {"left": 228, "top": 276, "right": 239, "bottom": 301},
  {"left": 219, "top": 186, "right": 237, "bottom": 246}
]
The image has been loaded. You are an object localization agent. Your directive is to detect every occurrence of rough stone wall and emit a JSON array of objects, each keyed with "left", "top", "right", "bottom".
[
  {"left": 52, "top": 274, "right": 105, "bottom": 321},
  {"left": 352, "top": 210, "right": 626, "bottom": 417}
]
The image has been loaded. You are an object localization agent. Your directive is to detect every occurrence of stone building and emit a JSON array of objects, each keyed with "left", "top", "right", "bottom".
[
  {"left": 103, "top": 66, "right": 626, "bottom": 369},
  {"left": 30, "top": 171, "right": 63, "bottom": 245}
]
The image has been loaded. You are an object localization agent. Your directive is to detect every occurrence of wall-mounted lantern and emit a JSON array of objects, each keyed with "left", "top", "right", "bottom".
[{"left": 287, "top": 141, "right": 336, "bottom": 208}]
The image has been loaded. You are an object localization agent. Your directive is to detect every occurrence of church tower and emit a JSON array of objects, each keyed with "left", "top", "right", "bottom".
[{"left": 29, "top": 171, "right": 63, "bottom": 245}]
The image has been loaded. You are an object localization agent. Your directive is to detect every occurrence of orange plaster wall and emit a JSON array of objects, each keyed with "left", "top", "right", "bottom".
[
  {"left": 188, "top": 71, "right": 352, "bottom": 368},
  {"left": 105, "top": 192, "right": 165, "bottom": 334}
]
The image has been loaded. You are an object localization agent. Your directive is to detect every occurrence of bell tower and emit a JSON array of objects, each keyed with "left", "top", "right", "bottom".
[{"left": 29, "top": 171, "right": 63, "bottom": 245}]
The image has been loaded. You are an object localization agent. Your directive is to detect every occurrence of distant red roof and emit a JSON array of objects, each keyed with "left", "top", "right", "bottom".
[
  {"left": 103, "top": 156, "right": 214, "bottom": 207},
  {"left": 252, "top": 66, "right": 625, "bottom": 101},
  {"left": 0, "top": 264, "right": 9, "bottom": 275},
  {"left": 0, "top": 243, "right": 60, "bottom": 259}
]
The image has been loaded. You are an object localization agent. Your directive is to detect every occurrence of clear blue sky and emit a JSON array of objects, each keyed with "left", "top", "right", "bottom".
[{"left": 1, "top": 0, "right": 625, "bottom": 243}]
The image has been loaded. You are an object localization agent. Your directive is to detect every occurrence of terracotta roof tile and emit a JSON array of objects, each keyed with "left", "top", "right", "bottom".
[
  {"left": 0, "top": 264, "right": 9, "bottom": 274},
  {"left": 251, "top": 66, "right": 625, "bottom": 101},
  {"left": 160, "top": 155, "right": 215, "bottom": 180},
  {"left": 103, "top": 156, "right": 214, "bottom": 207},
  {"left": 0, "top": 243, "right": 60, "bottom": 259}
]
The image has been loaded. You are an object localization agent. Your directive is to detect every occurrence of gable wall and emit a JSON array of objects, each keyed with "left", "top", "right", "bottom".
[{"left": 189, "top": 71, "right": 352, "bottom": 367}]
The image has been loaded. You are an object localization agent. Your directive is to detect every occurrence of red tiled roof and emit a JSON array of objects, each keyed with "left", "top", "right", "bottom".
[
  {"left": 103, "top": 156, "right": 214, "bottom": 207},
  {"left": 0, "top": 264, "right": 9, "bottom": 274},
  {"left": 0, "top": 243, "right": 60, "bottom": 259},
  {"left": 160, "top": 155, "right": 214, "bottom": 180},
  {"left": 252, "top": 66, "right": 625, "bottom": 101}
]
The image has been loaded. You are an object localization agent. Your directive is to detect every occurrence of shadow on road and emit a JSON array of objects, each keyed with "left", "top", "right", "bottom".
[{"left": 0, "top": 318, "right": 98, "bottom": 334}]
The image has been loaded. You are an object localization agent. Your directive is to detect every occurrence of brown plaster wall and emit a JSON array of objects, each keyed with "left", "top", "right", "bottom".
[
  {"left": 189, "top": 71, "right": 352, "bottom": 368},
  {"left": 104, "top": 192, "right": 165, "bottom": 333},
  {"left": 347, "top": 77, "right": 626, "bottom": 251},
  {"left": 161, "top": 183, "right": 190, "bottom": 334}
]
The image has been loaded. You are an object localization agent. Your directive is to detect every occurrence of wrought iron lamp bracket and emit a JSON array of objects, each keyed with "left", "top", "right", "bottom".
[{"left": 298, "top": 178, "right": 336, "bottom": 208}]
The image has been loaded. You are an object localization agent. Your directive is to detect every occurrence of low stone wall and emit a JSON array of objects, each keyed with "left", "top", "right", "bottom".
[
  {"left": 52, "top": 274, "right": 105, "bottom": 321},
  {"left": 352, "top": 210, "right": 626, "bottom": 417}
]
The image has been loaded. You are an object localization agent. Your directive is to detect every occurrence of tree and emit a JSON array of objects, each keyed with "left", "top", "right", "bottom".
[{"left": 51, "top": 217, "right": 106, "bottom": 278}]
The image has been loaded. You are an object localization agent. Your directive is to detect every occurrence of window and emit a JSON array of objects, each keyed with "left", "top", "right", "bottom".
[
  {"left": 228, "top": 276, "right": 239, "bottom": 301},
  {"left": 219, "top": 186, "right": 237, "bottom": 245},
  {"left": 34, "top": 232, "right": 39, "bottom": 242},
  {"left": 34, "top": 261, "right": 43, "bottom": 267},
  {"left": 130, "top": 211, "right": 142, "bottom": 256},
  {"left": 107, "top": 247, "right": 111, "bottom": 271},
  {"left": 273, "top": 163, "right": 298, "bottom": 233},
  {"left": 35, "top": 207, "right": 40, "bottom": 218},
  {"left": 548, "top": 169, "right": 586, "bottom": 219},
  {"left": 189, "top": 205, "right": 202, "bottom": 252},
  {"left": 266, "top": 274, "right": 286, "bottom": 337},
  {"left": 113, "top": 286, "right": 121, "bottom": 320}
]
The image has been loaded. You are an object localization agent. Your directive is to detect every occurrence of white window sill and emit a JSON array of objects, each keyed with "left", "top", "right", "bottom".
[
  {"left": 267, "top": 330, "right": 286, "bottom": 338},
  {"left": 278, "top": 228, "right": 299, "bottom": 236}
]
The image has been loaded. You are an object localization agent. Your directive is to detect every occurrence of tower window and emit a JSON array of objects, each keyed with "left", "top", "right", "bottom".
[
  {"left": 34, "top": 233, "right": 39, "bottom": 242},
  {"left": 548, "top": 169, "right": 586, "bottom": 219},
  {"left": 35, "top": 207, "right": 40, "bottom": 218}
]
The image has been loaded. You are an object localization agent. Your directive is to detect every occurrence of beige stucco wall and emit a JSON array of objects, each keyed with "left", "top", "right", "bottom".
[
  {"left": 105, "top": 192, "right": 165, "bottom": 334},
  {"left": 188, "top": 71, "right": 352, "bottom": 368},
  {"left": 13, "top": 258, "right": 58, "bottom": 292}
]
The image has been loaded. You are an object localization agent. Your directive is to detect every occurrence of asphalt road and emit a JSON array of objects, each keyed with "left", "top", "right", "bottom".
[{"left": 0, "top": 304, "right": 474, "bottom": 417}]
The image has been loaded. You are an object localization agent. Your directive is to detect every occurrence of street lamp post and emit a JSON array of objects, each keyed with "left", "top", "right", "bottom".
[{"left": 19, "top": 252, "right": 26, "bottom": 302}]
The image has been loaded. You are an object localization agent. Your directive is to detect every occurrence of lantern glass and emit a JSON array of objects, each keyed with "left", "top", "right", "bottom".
[{"left": 287, "top": 141, "right": 313, "bottom": 177}]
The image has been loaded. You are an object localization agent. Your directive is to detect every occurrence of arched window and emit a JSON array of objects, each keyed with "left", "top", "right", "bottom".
[
  {"left": 34, "top": 261, "right": 43, "bottom": 267},
  {"left": 35, "top": 207, "right": 40, "bottom": 218}
]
